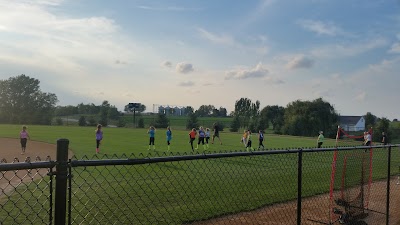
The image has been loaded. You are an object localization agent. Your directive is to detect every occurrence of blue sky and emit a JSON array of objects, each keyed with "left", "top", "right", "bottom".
[{"left": 1, "top": 0, "right": 400, "bottom": 119}]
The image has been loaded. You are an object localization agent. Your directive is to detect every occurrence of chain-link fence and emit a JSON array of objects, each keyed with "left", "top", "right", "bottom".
[{"left": 1, "top": 140, "right": 399, "bottom": 225}]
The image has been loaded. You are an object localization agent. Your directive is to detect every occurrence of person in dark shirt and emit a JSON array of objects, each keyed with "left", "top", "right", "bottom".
[
  {"left": 211, "top": 123, "right": 222, "bottom": 145},
  {"left": 381, "top": 131, "right": 388, "bottom": 145}
]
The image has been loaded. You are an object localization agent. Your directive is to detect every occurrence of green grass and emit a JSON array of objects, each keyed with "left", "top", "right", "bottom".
[
  {"left": 0, "top": 124, "right": 399, "bottom": 225},
  {"left": 0, "top": 124, "right": 341, "bottom": 158}
]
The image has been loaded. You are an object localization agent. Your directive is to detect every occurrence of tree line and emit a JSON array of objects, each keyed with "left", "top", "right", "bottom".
[{"left": 0, "top": 75, "right": 394, "bottom": 141}]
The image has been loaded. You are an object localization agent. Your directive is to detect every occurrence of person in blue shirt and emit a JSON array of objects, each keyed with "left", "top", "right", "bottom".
[
  {"left": 147, "top": 126, "right": 156, "bottom": 150},
  {"left": 257, "top": 130, "right": 265, "bottom": 150},
  {"left": 166, "top": 126, "right": 172, "bottom": 151}
]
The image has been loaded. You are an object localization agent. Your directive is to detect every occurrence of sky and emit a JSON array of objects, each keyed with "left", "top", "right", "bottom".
[{"left": 1, "top": 0, "right": 400, "bottom": 119}]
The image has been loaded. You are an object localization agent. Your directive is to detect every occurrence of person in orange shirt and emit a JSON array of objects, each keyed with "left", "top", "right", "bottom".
[{"left": 189, "top": 128, "right": 197, "bottom": 151}]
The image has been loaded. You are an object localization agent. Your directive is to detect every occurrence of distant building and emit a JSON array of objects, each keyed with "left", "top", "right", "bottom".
[
  {"left": 339, "top": 116, "right": 365, "bottom": 132},
  {"left": 158, "top": 106, "right": 186, "bottom": 116}
]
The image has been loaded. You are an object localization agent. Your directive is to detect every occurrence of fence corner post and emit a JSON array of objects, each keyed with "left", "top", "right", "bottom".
[
  {"left": 297, "top": 148, "right": 303, "bottom": 225},
  {"left": 55, "top": 138, "right": 69, "bottom": 225},
  {"left": 386, "top": 145, "right": 391, "bottom": 225}
]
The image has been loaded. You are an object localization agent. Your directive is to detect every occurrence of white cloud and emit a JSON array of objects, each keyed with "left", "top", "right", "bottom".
[
  {"left": 264, "top": 76, "right": 284, "bottom": 84},
  {"left": 297, "top": 19, "right": 346, "bottom": 36},
  {"left": 388, "top": 42, "right": 400, "bottom": 53},
  {"left": 20, "top": 0, "right": 64, "bottom": 6},
  {"left": 286, "top": 55, "right": 314, "bottom": 69},
  {"left": 137, "top": 5, "right": 201, "bottom": 11},
  {"left": 178, "top": 81, "right": 195, "bottom": 87},
  {"left": 176, "top": 62, "right": 194, "bottom": 74},
  {"left": 225, "top": 63, "right": 268, "bottom": 80},
  {"left": 310, "top": 38, "right": 388, "bottom": 59},
  {"left": 354, "top": 91, "right": 366, "bottom": 101},
  {"left": 198, "top": 28, "right": 236, "bottom": 46}
]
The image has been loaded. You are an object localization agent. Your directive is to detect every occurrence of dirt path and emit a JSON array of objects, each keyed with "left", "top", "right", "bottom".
[
  {"left": 0, "top": 138, "right": 73, "bottom": 197},
  {"left": 190, "top": 179, "right": 400, "bottom": 225}
]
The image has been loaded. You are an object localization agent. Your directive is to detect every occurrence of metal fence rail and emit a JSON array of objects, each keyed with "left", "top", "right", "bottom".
[{"left": 0, "top": 140, "right": 399, "bottom": 225}]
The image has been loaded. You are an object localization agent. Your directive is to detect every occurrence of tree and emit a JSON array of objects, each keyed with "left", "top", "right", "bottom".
[
  {"left": 195, "top": 105, "right": 215, "bottom": 117},
  {"left": 137, "top": 118, "right": 145, "bottom": 128},
  {"left": 0, "top": 75, "right": 58, "bottom": 124},
  {"left": 107, "top": 106, "right": 120, "bottom": 120},
  {"left": 364, "top": 112, "right": 377, "bottom": 130},
  {"left": 230, "top": 115, "right": 240, "bottom": 132},
  {"left": 117, "top": 117, "right": 126, "bottom": 127},
  {"left": 260, "top": 105, "right": 285, "bottom": 133},
  {"left": 54, "top": 105, "right": 78, "bottom": 116},
  {"left": 211, "top": 107, "right": 227, "bottom": 117},
  {"left": 373, "top": 117, "right": 390, "bottom": 142},
  {"left": 283, "top": 98, "right": 338, "bottom": 137},
  {"left": 233, "top": 98, "right": 260, "bottom": 129},
  {"left": 78, "top": 116, "right": 87, "bottom": 126},
  {"left": 98, "top": 100, "right": 109, "bottom": 126},
  {"left": 184, "top": 106, "right": 194, "bottom": 115},
  {"left": 155, "top": 114, "right": 169, "bottom": 128},
  {"left": 186, "top": 113, "right": 199, "bottom": 130},
  {"left": 218, "top": 107, "right": 227, "bottom": 117},
  {"left": 77, "top": 103, "right": 100, "bottom": 114}
]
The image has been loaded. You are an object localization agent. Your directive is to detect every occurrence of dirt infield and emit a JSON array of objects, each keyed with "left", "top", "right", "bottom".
[
  {"left": 0, "top": 138, "right": 65, "bottom": 163},
  {"left": 190, "top": 180, "right": 400, "bottom": 225},
  {"left": 0, "top": 138, "right": 73, "bottom": 197}
]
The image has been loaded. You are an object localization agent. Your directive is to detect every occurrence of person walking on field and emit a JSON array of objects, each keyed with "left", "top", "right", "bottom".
[
  {"left": 364, "top": 131, "right": 372, "bottom": 146},
  {"left": 258, "top": 130, "right": 265, "bottom": 150},
  {"left": 381, "top": 131, "right": 388, "bottom": 145},
  {"left": 20, "top": 125, "right": 30, "bottom": 155},
  {"left": 241, "top": 130, "right": 248, "bottom": 147},
  {"left": 196, "top": 126, "right": 207, "bottom": 150},
  {"left": 246, "top": 130, "right": 254, "bottom": 152},
  {"left": 317, "top": 131, "right": 324, "bottom": 148},
  {"left": 147, "top": 126, "right": 156, "bottom": 151},
  {"left": 95, "top": 124, "right": 103, "bottom": 154},
  {"left": 211, "top": 122, "right": 222, "bottom": 145},
  {"left": 166, "top": 126, "right": 172, "bottom": 151},
  {"left": 189, "top": 128, "right": 197, "bottom": 151},
  {"left": 205, "top": 128, "right": 211, "bottom": 149}
]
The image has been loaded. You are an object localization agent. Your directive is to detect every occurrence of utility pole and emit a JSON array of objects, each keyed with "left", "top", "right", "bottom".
[{"left": 128, "top": 102, "right": 141, "bottom": 128}]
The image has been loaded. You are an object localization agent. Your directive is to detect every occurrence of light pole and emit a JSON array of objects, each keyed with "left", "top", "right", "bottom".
[{"left": 128, "top": 102, "right": 141, "bottom": 128}]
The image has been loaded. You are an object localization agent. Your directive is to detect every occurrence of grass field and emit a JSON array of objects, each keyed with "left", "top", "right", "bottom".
[
  {"left": 0, "top": 124, "right": 399, "bottom": 224},
  {"left": 0, "top": 124, "right": 342, "bottom": 158}
]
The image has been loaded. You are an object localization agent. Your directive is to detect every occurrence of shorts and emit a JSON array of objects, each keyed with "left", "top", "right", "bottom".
[
  {"left": 213, "top": 133, "right": 219, "bottom": 138},
  {"left": 20, "top": 138, "right": 27, "bottom": 148},
  {"left": 149, "top": 137, "right": 155, "bottom": 145}
]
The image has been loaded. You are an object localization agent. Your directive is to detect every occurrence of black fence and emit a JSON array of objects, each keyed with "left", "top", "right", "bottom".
[{"left": 1, "top": 139, "right": 399, "bottom": 225}]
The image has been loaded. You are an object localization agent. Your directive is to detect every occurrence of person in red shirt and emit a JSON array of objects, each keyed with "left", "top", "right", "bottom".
[{"left": 189, "top": 128, "right": 197, "bottom": 151}]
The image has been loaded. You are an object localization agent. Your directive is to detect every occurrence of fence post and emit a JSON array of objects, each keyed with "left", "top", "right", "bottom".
[
  {"left": 386, "top": 145, "right": 391, "bottom": 225},
  {"left": 297, "top": 148, "right": 303, "bottom": 225},
  {"left": 55, "top": 139, "right": 69, "bottom": 225}
]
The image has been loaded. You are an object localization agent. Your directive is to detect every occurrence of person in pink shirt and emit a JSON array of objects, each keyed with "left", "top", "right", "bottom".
[{"left": 19, "top": 126, "right": 30, "bottom": 155}]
